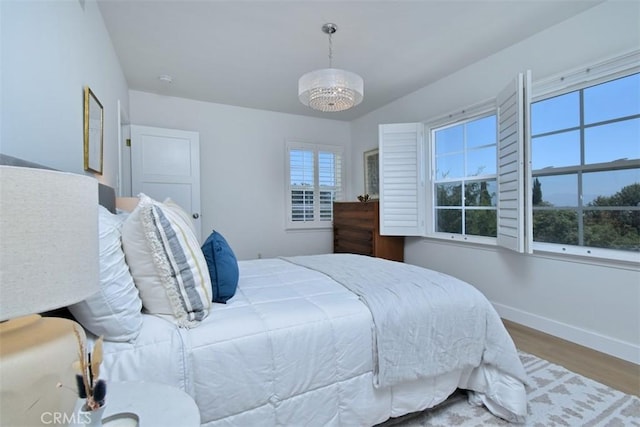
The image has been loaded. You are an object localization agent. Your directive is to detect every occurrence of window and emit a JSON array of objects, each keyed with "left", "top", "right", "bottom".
[
  {"left": 380, "top": 53, "right": 638, "bottom": 261},
  {"left": 531, "top": 73, "right": 640, "bottom": 253},
  {"left": 378, "top": 105, "right": 506, "bottom": 243},
  {"left": 432, "top": 114, "right": 498, "bottom": 238},
  {"left": 379, "top": 76, "right": 529, "bottom": 250},
  {"left": 286, "top": 142, "right": 343, "bottom": 229}
]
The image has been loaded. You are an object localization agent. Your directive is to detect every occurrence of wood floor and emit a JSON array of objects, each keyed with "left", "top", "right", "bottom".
[{"left": 503, "top": 319, "right": 640, "bottom": 397}]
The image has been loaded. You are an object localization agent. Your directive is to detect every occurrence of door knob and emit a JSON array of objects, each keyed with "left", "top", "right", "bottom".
[{"left": 192, "top": 213, "right": 200, "bottom": 219}]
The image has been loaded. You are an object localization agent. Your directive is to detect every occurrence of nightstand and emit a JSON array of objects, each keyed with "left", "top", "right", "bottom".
[{"left": 72, "top": 382, "right": 200, "bottom": 427}]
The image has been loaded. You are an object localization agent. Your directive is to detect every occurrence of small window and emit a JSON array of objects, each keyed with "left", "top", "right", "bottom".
[
  {"left": 531, "top": 73, "right": 640, "bottom": 253},
  {"left": 432, "top": 114, "right": 498, "bottom": 238},
  {"left": 378, "top": 75, "right": 527, "bottom": 249},
  {"left": 286, "top": 142, "right": 343, "bottom": 229}
]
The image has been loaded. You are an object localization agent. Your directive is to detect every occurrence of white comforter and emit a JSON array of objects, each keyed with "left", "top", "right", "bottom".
[
  {"left": 283, "top": 254, "right": 527, "bottom": 389},
  {"left": 99, "top": 255, "right": 528, "bottom": 426}
]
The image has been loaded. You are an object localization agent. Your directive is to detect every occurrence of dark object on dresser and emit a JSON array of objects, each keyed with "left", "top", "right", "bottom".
[{"left": 333, "top": 201, "right": 404, "bottom": 262}]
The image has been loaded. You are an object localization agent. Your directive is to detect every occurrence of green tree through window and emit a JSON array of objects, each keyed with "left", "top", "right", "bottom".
[
  {"left": 531, "top": 73, "right": 639, "bottom": 252},
  {"left": 433, "top": 114, "right": 497, "bottom": 238}
]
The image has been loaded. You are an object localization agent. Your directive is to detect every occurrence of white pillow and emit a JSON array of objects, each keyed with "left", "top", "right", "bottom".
[
  {"left": 69, "top": 205, "right": 143, "bottom": 342},
  {"left": 121, "top": 194, "right": 212, "bottom": 327}
]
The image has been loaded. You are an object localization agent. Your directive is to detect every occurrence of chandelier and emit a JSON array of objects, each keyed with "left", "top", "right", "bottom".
[{"left": 298, "top": 23, "right": 364, "bottom": 112}]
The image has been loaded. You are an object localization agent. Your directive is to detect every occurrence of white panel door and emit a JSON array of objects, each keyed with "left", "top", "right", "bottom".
[{"left": 130, "top": 125, "right": 202, "bottom": 241}]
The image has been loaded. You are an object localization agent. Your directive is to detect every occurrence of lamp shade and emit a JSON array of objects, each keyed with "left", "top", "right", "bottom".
[
  {"left": 298, "top": 68, "right": 364, "bottom": 112},
  {"left": 0, "top": 166, "right": 100, "bottom": 320}
]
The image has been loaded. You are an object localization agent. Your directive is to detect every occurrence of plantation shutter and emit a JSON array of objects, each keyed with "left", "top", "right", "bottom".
[
  {"left": 289, "top": 148, "right": 315, "bottom": 223},
  {"left": 286, "top": 142, "right": 344, "bottom": 229},
  {"left": 378, "top": 123, "right": 425, "bottom": 236},
  {"left": 318, "top": 147, "right": 343, "bottom": 222},
  {"left": 496, "top": 71, "right": 532, "bottom": 253}
]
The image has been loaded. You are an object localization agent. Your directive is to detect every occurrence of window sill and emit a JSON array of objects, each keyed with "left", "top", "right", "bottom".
[
  {"left": 532, "top": 242, "right": 640, "bottom": 269},
  {"left": 426, "top": 232, "right": 498, "bottom": 247},
  {"left": 417, "top": 237, "right": 639, "bottom": 270},
  {"left": 285, "top": 225, "right": 333, "bottom": 233}
]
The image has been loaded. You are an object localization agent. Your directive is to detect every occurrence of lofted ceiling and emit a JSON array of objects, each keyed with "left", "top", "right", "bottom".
[{"left": 97, "top": 0, "right": 603, "bottom": 121}]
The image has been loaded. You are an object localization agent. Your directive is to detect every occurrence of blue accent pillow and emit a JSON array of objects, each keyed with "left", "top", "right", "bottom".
[{"left": 201, "top": 230, "right": 239, "bottom": 303}]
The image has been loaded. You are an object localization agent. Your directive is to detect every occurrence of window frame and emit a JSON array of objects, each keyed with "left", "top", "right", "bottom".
[
  {"left": 380, "top": 74, "right": 530, "bottom": 252},
  {"left": 285, "top": 141, "right": 344, "bottom": 230},
  {"left": 530, "top": 64, "right": 640, "bottom": 263},
  {"left": 427, "top": 109, "right": 499, "bottom": 244},
  {"left": 378, "top": 93, "right": 519, "bottom": 249}
]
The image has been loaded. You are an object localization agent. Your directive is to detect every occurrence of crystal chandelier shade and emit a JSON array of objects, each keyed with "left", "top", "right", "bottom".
[
  {"left": 299, "top": 68, "right": 364, "bottom": 112},
  {"left": 298, "top": 23, "right": 364, "bottom": 112}
]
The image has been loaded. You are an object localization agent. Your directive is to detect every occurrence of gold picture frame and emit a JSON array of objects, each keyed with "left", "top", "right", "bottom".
[
  {"left": 84, "top": 86, "right": 104, "bottom": 174},
  {"left": 364, "top": 148, "right": 379, "bottom": 199}
]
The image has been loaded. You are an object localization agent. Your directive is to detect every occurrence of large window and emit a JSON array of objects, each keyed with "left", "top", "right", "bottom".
[
  {"left": 432, "top": 114, "right": 498, "bottom": 238},
  {"left": 286, "top": 142, "right": 343, "bottom": 229},
  {"left": 531, "top": 73, "right": 640, "bottom": 252}
]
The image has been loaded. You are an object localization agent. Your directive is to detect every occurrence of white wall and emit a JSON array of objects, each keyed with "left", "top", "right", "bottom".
[
  {"left": 1, "top": 0, "right": 129, "bottom": 188},
  {"left": 350, "top": 1, "right": 640, "bottom": 363},
  {"left": 3, "top": 0, "right": 637, "bottom": 362},
  {"left": 128, "top": 90, "right": 351, "bottom": 260}
]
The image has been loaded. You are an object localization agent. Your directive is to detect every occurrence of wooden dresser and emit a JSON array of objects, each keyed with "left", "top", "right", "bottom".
[{"left": 333, "top": 201, "right": 404, "bottom": 262}]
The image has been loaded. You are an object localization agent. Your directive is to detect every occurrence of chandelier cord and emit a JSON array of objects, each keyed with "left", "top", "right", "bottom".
[{"left": 328, "top": 31, "right": 333, "bottom": 68}]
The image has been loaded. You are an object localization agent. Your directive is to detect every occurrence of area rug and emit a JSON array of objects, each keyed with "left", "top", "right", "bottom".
[{"left": 381, "top": 351, "right": 639, "bottom": 426}]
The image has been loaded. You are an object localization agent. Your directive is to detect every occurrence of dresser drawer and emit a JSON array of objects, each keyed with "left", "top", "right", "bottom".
[
  {"left": 334, "top": 238, "right": 374, "bottom": 256},
  {"left": 333, "top": 203, "right": 375, "bottom": 221},
  {"left": 333, "top": 201, "right": 404, "bottom": 262},
  {"left": 332, "top": 216, "right": 374, "bottom": 229},
  {"left": 334, "top": 227, "right": 372, "bottom": 244}
]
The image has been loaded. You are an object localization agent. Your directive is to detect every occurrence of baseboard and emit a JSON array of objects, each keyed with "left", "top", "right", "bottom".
[{"left": 493, "top": 302, "right": 640, "bottom": 365}]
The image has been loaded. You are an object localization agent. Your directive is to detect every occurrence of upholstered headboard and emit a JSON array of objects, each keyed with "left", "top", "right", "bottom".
[
  {"left": 99, "top": 186, "right": 116, "bottom": 213},
  {"left": 0, "top": 153, "right": 116, "bottom": 213}
]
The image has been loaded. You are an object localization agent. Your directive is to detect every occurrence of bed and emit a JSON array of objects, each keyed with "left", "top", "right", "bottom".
[
  {"left": 98, "top": 254, "right": 528, "bottom": 427},
  {"left": 97, "top": 195, "right": 527, "bottom": 426},
  {"left": 0, "top": 156, "right": 528, "bottom": 426}
]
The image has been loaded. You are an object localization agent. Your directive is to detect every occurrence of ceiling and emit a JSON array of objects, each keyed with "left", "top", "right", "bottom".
[{"left": 97, "top": 0, "right": 602, "bottom": 121}]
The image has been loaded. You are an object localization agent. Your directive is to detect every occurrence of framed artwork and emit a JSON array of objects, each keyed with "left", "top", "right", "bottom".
[
  {"left": 364, "top": 148, "right": 379, "bottom": 199},
  {"left": 84, "top": 86, "right": 104, "bottom": 174}
]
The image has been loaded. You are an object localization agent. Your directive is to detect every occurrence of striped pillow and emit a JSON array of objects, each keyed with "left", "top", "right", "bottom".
[
  {"left": 122, "top": 194, "right": 212, "bottom": 327},
  {"left": 162, "top": 198, "right": 197, "bottom": 238}
]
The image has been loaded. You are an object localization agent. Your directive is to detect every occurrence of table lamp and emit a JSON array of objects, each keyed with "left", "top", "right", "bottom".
[{"left": 0, "top": 166, "right": 100, "bottom": 426}]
